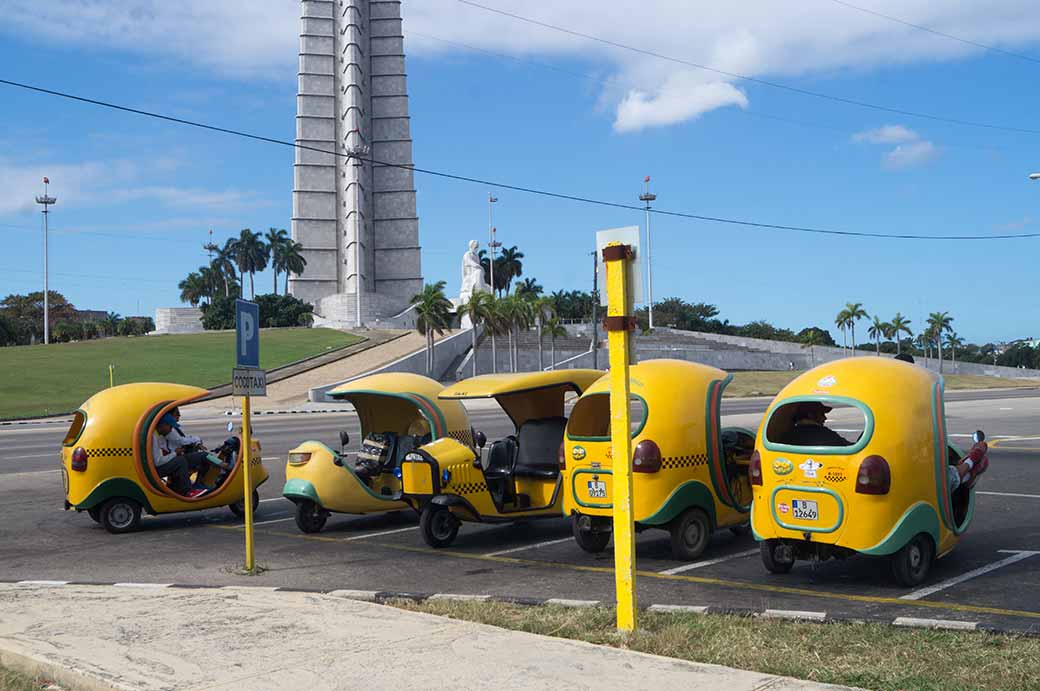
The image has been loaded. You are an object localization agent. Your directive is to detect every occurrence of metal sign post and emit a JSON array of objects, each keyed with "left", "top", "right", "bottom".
[
  {"left": 597, "top": 230, "right": 640, "bottom": 632},
  {"left": 234, "top": 299, "right": 263, "bottom": 572}
]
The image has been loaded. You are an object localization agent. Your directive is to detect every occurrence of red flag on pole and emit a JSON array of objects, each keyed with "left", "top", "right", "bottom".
[{"left": 643, "top": 176, "right": 650, "bottom": 183}]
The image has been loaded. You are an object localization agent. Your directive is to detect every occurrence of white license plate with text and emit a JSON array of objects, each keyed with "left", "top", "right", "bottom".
[
  {"left": 587, "top": 480, "right": 607, "bottom": 498},
  {"left": 791, "top": 499, "right": 818, "bottom": 521}
]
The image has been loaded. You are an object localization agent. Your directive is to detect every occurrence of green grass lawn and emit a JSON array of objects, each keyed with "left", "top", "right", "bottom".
[
  {"left": 724, "top": 370, "right": 1039, "bottom": 398},
  {"left": 0, "top": 328, "right": 363, "bottom": 420}
]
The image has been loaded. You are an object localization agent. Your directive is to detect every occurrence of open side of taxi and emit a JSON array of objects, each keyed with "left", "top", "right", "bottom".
[
  {"left": 399, "top": 369, "right": 603, "bottom": 548},
  {"left": 283, "top": 372, "right": 471, "bottom": 533},
  {"left": 562, "top": 360, "right": 755, "bottom": 560},
  {"left": 750, "top": 357, "right": 978, "bottom": 586},
  {"left": 61, "top": 382, "right": 267, "bottom": 533}
]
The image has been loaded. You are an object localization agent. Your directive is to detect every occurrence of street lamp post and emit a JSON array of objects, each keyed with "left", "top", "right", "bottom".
[
  {"left": 35, "top": 177, "right": 56, "bottom": 345},
  {"left": 639, "top": 176, "right": 656, "bottom": 330},
  {"left": 487, "top": 193, "right": 500, "bottom": 293}
]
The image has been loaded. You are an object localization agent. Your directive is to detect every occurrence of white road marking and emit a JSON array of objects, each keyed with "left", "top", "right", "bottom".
[
  {"left": 893, "top": 617, "right": 978, "bottom": 631},
  {"left": 999, "top": 407, "right": 1014, "bottom": 411},
  {"left": 0, "top": 453, "right": 60, "bottom": 460},
  {"left": 259, "top": 497, "right": 287, "bottom": 504},
  {"left": 760, "top": 609, "right": 827, "bottom": 621},
  {"left": 484, "top": 537, "right": 574, "bottom": 557},
  {"left": 0, "top": 469, "right": 60, "bottom": 478},
  {"left": 113, "top": 582, "right": 172, "bottom": 589},
  {"left": 900, "top": 550, "right": 1040, "bottom": 601},
  {"left": 977, "top": 491, "right": 1040, "bottom": 499},
  {"left": 341, "top": 526, "right": 419, "bottom": 541},
  {"left": 16, "top": 580, "right": 68, "bottom": 586},
  {"left": 658, "top": 548, "right": 759, "bottom": 576},
  {"left": 249, "top": 517, "right": 295, "bottom": 527}
]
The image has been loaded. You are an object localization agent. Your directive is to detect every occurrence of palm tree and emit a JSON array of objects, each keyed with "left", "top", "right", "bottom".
[
  {"left": 457, "top": 291, "right": 497, "bottom": 377},
  {"left": 276, "top": 239, "right": 307, "bottom": 295},
  {"left": 528, "top": 295, "right": 555, "bottom": 371},
  {"left": 867, "top": 316, "right": 889, "bottom": 356},
  {"left": 500, "top": 293, "right": 533, "bottom": 372},
  {"left": 204, "top": 239, "right": 238, "bottom": 297},
  {"left": 515, "top": 277, "right": 543, "bottom": 297},
  {"left": 946, "top": 332, "right": 965, "bottom": 368},
  {"left": 410, "top": 282, "right": 453, "bottom": 376},
  {"left": 834, "top": 308, "right": 851, "bottom": 354},
  {"left": 890, "top": 313, "right": 912, "bottom": 355},
  {"left": 233, "top": 228, "right": 269, "bottom": 299},
  {"left": 104, "top": 312, "right": 121, "bottom": 337},
  {"left": 545, "top": 316, "right": 567, "bottom": 370},
  {"left": 845, "top": 302, "right": 867, "bottom": 352},
  {"left": 496, "top": 246, "right": 524, "bottom": 295},
  {"left": 927, "top": 311, "right": 954, "bottom": 372},
  {"left": 178, "top": 271, "right": 207, "bottom": 307},
  {"left": 801, "top": 328, "right": 823, "bottom": 367},
  {"left": 265, "top": 228, "right": 289, "bottom": 295}
]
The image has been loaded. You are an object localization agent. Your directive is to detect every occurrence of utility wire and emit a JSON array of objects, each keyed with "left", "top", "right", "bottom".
[
  {"left": 0, "top": 222, "right": 203, "bottom": 245},
  {"left": 1, "top": 77, "right": 1036, "bottom": 241},
  {"left": 823, "top": 0, "right": 1040, "bottom": 66},
  {"left": 456, "top": 0, "right": 1040, "bottom": 136}
]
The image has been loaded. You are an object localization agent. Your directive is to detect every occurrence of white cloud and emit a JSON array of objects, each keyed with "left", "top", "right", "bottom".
[
  {"left": 853, "top": 125, "right": 920, "bottom": 144},
  {"left": 3, "top": 1, "right": 1040, "bottom": 129}
]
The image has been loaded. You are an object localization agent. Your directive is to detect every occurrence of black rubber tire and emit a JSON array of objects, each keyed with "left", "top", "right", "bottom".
[
  {"left": 228, "top": 490, "right": 260, "bottom": 518},
  {"left": 572, "top": 515, "right": 611, "bottom": 554},
  {"left": 669, "top": 507, "right": 711, "bottom": 561},
  {"left": 730, "top": 522, "right": 752, "bottom": 537},
  {"left": 891, "top": 533, "right": 935, "bottom": 587},
  {"left": 100, "top": 497, "right": 141, "bottom": 534},
  {"left": 760, "top": 539, "right": 795, "bottom": 574},
  {"left": 420, "top": 505, "right": 460, "bottom": 548},
  {"left": 294, "top": 499, "right": 329, "bottom": 534},
  {"left": 87, "top": 506, "right": 102, "bottom": 523}
]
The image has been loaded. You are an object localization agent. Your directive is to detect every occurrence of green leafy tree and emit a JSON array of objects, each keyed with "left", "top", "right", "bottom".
[
  {"left": 457, "top": 291, "right": 498, "bottom": 377},
  {"left": 868, "top": 316, "right": 890, "bottom": 356},
  {"left": 255, "top": 294, "right": 315, "bottom": 328},
  {"left": 890, "top": 313, "right": 912, "bottom": 355},
  {"left": 834, "top": 308, "right": 851, "bottom": 353},
  {"left": 204, "top": 238, "right": 239, "bottom": 297},
  {"left": 496, "top": 245, "right": 524, "bottom": 295},
  {"left": 275, "top": 239, "right": 307, "bottom": 295},
  {"left": 232, "top": 228, "right": 269, "bottom": 299},
  {"left": 410, "top": 282, "right": 453, "bottom": 376},
  {"left": 200, "top": 296, "right": 237, "bottom": 330},
  {"left": 527, "top": 295, "right": 555, "bottom": 371},
  {"left": 801, "top": 328, "right": 824, "bottom": 367},
  {"left": 0, "top": 291, "right": 77, "bottom": 343},
  {"left": 545, "top": 316, "right": 567, "bottom": 370},
  {"left": 178, "top": 271, "right": 208, "bottom": 307},
  {"left": 927, "top": 311, "right": 954, "bottom": 372},
  {"left": 499, "top": 293, "right": 534, "bottom": 372},
  {"left": 265, "top": 228, "right": 289, "bottom": 295},
  {"left": 844, "top": 302, "right": 867, "bottom": 352},
  {"left": 945, "top": 331, "right": 965, "bottom": 367},
  {"left": 515, "top": 277, "right": 543, "bottom": 297},
  {"left": 796, "top": 327, "right": 836, "bottom": 347}
]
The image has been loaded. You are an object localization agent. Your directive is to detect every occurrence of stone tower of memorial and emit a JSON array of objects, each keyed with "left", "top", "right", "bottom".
[{"left": 290, "top": 0, "right": 422, "bottom": 324}]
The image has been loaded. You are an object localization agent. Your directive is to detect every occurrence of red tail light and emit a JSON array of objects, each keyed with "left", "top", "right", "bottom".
[
  {"left": 632, "top": 440, "right": 662, "bottom": 473},
  {"left": 71, "top": 447, "right": 88, "bottom": 472},
  {"left": 558, "top": 442, "right": 566, "bottom": 471},
  {"left": 856, "top": 455, "right": 890, "bottom": 495},
  {"left": 749, "top": 450, "right": 762, "bottom": 486}
]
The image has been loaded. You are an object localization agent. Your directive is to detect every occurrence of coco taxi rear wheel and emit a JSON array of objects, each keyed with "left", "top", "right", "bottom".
[
  {"left": 669, "top": 507, "right": 711, "bottom": 561},
  {"left": 760, "top": 539, "right": 795, "bottom": 574},
  {"left": 420, "top": 505, "right": 460, "bottom": 548},
  {"left": 294, "top": 499, "right": 329, "bottom": 534},
  {"left": 891, "top": 534, "right": 935, "bottom": 587},
  {"left": 100, "top": 497, "right": 142, "bottom": 534}
]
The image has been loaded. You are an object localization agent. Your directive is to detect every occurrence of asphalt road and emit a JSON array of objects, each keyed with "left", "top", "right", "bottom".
[{"left": 2, "top": 390, "right": 1038, "bottom": 633}]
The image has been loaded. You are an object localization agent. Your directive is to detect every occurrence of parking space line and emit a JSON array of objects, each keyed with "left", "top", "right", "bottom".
[
  {"left": 658, "top": 548, "right": 759, "bottom": 576},
  {"left": 342, "top": 526, "right": 418, "bottom": 541},
  {"left": 250, "top": 517, "right": 295, "bottom": 527},
  {"left": 484, "top": 537, "right": 573, "bottom": 557},
  {"left": 259, "top": 497, "right": 288, "bottom": 504},
  {"left": 977, "top": 491, "right": 1040, "bottom": 499},
  {"left": 900, "top": 550, "right": 1040, "bottom": 601},
  {"left": 369, "top": 541, "right": 1040, "bottom": 620}
]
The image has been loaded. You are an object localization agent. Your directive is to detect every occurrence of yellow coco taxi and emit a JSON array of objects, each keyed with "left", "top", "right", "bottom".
[
  {"left": 282, "top": 372, "right": 471, "bottom": 533},
  {"left": 751, "top": 357, "right": 978, "bottom": 586},
  {"left": 61, "top": 383, "right": 267, "bottom": 533},
  {"left": 400, "top": 369, "right": 603, "bottom": 547},
  {"left": 562, "top": 360, "right": 756, "bottom": 559}
]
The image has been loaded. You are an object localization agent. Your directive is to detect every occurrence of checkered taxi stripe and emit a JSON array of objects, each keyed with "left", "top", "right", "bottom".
[
  {"left": 661, "top": 453, "right": 708, "bottom": 470},
  {"left": 447, "top": 430, "right": 474, "bottom": 446},
  {"left": 446, "top": 481, "right": 488, "bottom": 495},
  {"left": 823, "top": 468, "right": 848, "bottom": 483},
  {"left": 84, "top": 448, "right": 133, "bottom": 458}
]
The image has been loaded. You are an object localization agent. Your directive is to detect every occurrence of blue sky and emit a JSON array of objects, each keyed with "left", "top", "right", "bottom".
[{"left": 1, "top": 1, "right": 1039, "bottom": 344}]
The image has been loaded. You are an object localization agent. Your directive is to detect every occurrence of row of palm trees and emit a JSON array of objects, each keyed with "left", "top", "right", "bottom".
[
  {"left": 410, "top": 281, "right": 567, "bottom": 377},
  {"left": 832, "top": 303, "right": 959, "bottom": 371},
  {"left": 478, "top": 245, "right": 526, "bottom": 296},
  {"left": 180, "top": 228, "right": 307, "bottom": 306}
]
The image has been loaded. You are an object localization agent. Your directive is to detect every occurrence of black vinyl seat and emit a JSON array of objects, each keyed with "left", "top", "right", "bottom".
[
  {"left": 484, "top": 437, "right": 517, "bottom": 478},
  {"left": 513, "top": 417, "right": 567, "bottom": 480}
]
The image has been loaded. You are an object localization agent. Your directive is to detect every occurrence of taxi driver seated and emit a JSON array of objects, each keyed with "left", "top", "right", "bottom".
[
  {"left": 780, "top": 402, "right": 852, "bottom": 447},
  {"left": 153, "top": 413, "right": 208, "bottom": 497}
]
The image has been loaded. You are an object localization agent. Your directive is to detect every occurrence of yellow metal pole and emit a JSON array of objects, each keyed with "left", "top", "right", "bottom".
[
  {"left": 241, "top": 395, "right": 255, "bottom": 572},
  {"left": 603, "top": 241, "right": 636, "bottom": 631}
]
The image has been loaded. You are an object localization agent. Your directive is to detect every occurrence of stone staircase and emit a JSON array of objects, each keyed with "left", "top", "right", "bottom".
[
  {"left": 311, "top": 293, "right": 414, "bottom": 330},
  {"left": 152, "top": 308, "right": 203, "bottom": 334}
]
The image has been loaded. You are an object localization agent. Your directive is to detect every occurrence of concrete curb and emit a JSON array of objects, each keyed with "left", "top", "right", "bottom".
[
  {"left": 0, "top": 645, "right": 122, "bottom": 691},
  {"left": 4, "top": 580, "right": 1034, "bottom": 638}
]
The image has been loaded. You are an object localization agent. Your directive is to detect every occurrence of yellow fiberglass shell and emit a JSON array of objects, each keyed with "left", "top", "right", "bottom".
[
  {"left": 440, "top": 369, "right": 603, "bottom": 428},
  {"left": 61, "top": 382, "right": 268, "bottom": 515},
  {"left": 751, "top": 357, "right": 962, "bottom": 556},
  {"left": 563, "top": 359, "right": 751, "bottom": 529},
  {"left": 284, "top": 373, "right": 469, "bottom": 514}
]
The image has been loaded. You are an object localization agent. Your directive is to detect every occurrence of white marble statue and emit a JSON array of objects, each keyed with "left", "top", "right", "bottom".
[{"left": 460, "top": 240, "right": 491, "bottom": 303}]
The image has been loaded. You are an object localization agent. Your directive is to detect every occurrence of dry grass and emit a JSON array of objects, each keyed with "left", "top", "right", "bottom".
[
  {"left": 0, "top": 665, "right": 47, "bottom": 691},
  {"left": 723, "top": 371, "right": 1039, "bottom": 398},
  {"left": 392, "top": 600, "right": 1040, "bottom": 691}
]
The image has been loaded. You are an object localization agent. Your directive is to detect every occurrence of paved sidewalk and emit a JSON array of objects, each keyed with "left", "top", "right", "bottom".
[{"left": 0, "top": 584, "right": 851, "bottom": 691}]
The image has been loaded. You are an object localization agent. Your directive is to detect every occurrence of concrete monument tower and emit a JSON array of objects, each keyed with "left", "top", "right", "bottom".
[{"left": 290, "top": 0, "right": 423, "bottom": 324}]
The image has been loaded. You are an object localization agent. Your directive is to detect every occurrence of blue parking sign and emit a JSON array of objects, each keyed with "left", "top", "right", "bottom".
[{"left": 235, "top": 299, "right": 260, "bottom": 368}]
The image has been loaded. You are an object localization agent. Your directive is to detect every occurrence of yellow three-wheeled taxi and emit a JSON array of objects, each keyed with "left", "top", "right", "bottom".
[
  {"left": 400, "top": 369, "right": 602, "bottom": 547},
  {"left": 62, "top": 383, "right": 267, "bottom": 533}
]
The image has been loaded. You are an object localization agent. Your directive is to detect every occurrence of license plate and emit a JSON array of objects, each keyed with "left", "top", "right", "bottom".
[
  {"left": 587, "top": 480, "right": 607, "bottom": 499},
  {"left": 791, "top": 499, "right": 818, "bottom": 521}
]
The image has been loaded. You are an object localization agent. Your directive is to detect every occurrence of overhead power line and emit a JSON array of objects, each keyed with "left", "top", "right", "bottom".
[
  {"left": 456, "top": 0, "right": 1040, "bottom": 136},
  {"left": 824, "top": 0, "right": 1040, "bottom": 66},
  {"left": 0, "top": 77, "right": 1036, "bottom": 242}
]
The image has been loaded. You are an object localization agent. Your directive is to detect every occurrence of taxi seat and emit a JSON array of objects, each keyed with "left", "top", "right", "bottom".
[
  {"left": 484, "top": 436, "right": 517, "bottom": 505},
  {"left": 513, "top": 417, "right": 567, "bottom": 479}
]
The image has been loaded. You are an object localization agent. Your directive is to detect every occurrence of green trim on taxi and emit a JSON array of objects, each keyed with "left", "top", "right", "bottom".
[
  {"left": 769, "top": 484, "right": 844, "bottom": 534},
  {"left": 282, "top": 478, "right": 323, "bottom": 506},
  {"left": 860, "top": 501, "right": 940, "bottom": 556},
  {"left": 640, "top": 480, "right": 717, "bottom": 528},
  {"left": 74, "top": 477, "right": 154, "bottom": 513}
]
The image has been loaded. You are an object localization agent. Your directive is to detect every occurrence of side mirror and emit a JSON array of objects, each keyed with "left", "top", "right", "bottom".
[
  {"left": 972, "top": 430, "right": 985, "bottom": 443},
  {"left": 474, "top": 431, "right": 487, "bottom": 449},
  {"left": 339, "top": 431, "right": 351, "bottom": 449}
]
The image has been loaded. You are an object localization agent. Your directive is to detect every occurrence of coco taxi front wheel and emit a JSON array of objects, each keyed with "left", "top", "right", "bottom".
[
  {"left": 420, "top": 505, "right": 460, "bottom": 548},
  {"left": 891, "top": 533, "right": 935, "bottom": 587},
  {"left": 228, "top": 490, "right": 260, "bottom": 518},
  {"left": 100, "top": 497, "right": 142, "bottom": 534},
  {"left": 571, "top": 515, "right": 611, "bottom": 554},
  {"left": 294, "top": 499, "right": 329, "bottom": 534}
]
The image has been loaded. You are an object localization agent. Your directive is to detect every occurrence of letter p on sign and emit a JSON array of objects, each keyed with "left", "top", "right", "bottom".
[{"left": 235, "top": 299, "right": 260, "bottom": 368}]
